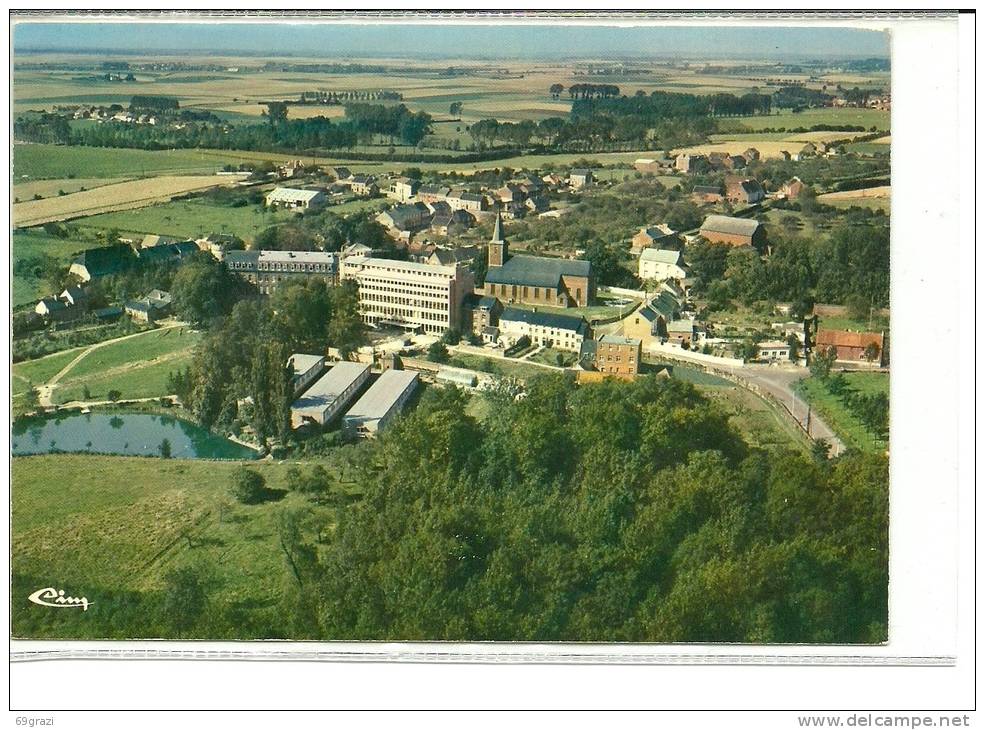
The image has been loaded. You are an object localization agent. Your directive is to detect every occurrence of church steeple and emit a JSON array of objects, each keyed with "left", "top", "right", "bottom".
[{"left": 488, "top": 209, "right": 508, "bottom": 267}]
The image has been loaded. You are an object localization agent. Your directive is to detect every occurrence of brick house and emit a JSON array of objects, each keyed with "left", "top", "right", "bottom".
[
  {"left": 699, "top": 215, "right": 766, "bottom": 248},
  {"left": 814, "top": 329, "right": 886, "bottom": 366}
]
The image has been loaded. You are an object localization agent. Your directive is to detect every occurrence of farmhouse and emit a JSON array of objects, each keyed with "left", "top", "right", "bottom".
[
  {"left": 124, "top": 289, "right": 172, "bottom": 322},
  {"left": 691, "top": 185, "right": 724, "bottom": 204},
  {"left": 326, "top": 166, "right": 352, "bottom": 182},
  {"left": 417, "top": 184, "right": 451, "bottom": 204},
  {"left": 725, "top": 177, "right": 766, "bottom": 205},
  {"left": 569, "top": 169, "right": 594, "bottom": 190},
  {"left": 349, "top": 175, "right": 379, "bottom": 197},
  {"left": 291, "top": 362, "right": 370, "bottom": 429},
  {"left": 782, "top": 177, "right": 806, "bottom": 199},
  {"left": 60, "top": 284, "right": 89, "bottom": 308},
  {"left": 377, "top": 203, "right": 431, "bottom": 234},
  {"left": 134, "top": 241, "right": 199, "bottom": 266},
  {"left": 34, "top": 296, "right": 79, "bottom": 323},
  {"left": 815, "top": 329, "right": 886, "bottom": 366},
  {"left": 675, "top": 153, "right": 708, "bottom": 174},
  {"left": 634, "top": 156, "right": 673, "bottom": 173},
  {"left": 631, "top": 223, "right": 679, "bottom": 255},
  {"left": 446, "top": 190, "right": 488, "bottom": 213},
  {"left": 498, "top": 307, "right": 590, "bottom": 353},
  {"left": 265, "top": 187, "right": 327, "bottom": 210},
  {"left": 342, "top": 369, "right": 419, "bottom": 438},
  {"left": 638, "top": 248, "right": 687, "bottom": 283},
  {"left": 699, "top": 215, "right": 765, "bottom": 248},
  {"left": 69, "top": 244, "right": 136, "bottom": 281},
  {"left": 483, "top": 213, "right": 595, "bottom": 308}
]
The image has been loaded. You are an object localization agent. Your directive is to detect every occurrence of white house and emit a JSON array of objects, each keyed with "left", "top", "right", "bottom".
[
  {"left": 498, "top": 307, "right": 590, "bottom": 353},
  {"left": 638, "top": 248, "right": 688, "bottom": 283}
]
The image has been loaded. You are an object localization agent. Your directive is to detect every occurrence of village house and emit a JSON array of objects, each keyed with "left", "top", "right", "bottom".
[
  {"left": 592, "top": 334, "right": 642, "bottom": 377},
  {"left": 631, "top": 223, "right": 680, "bottom": 255},
  {"left": 326, "top": 166, "right": 352, "bottom": 182},
  {"left": 691, "top": 184, "right": 724, "bottom": 204},
  {"left": 377, "top": 203, "right": 432, "bottom": 235},
  {"left": 387, "top": 176, "right": 419, "bottom": 203},
  {"left": 725, "top": 177, "right": 766, "bottom": 205},
  {"left": 417, "top": 184, "right": 451, "bottom": 204},
  {"left": 666, "top": 318, "right": 697, "bottom": 347},
  {"left": 782, "top": 177, "right": 806, "bottom": 199},
  {"left": 498, "top": 307, "right": 590, "bottom": 353},
  {"left": 265, "top": 187, "right": 327, "bottom": 210},
  {"left": 569, "top": 168, "right": 594, "bottom": 190},
  {"left": 756, "top": 340, "right": 792, "bottom": 363},
  {"left": 494, "top": 184, "right": 526, "bottom": 205},
  {"left": 429, "top": 209, "right": 476, "bottom": 236},
  {"left": 427, "top": 244, "right": 481, "bottom": 267},
  {"left": 34, "top": 296, "right": 77, "bottom": 323},
  {"left": 638, "top": 248, "right": 688, "bottom": 283},
  {"left": 482, "top": 213, "right": 595, "bottom": 308},
  {"left": 463, "top": 294, "right": 504, "bottom": 338},
  {"left": 133, "top": 241, "right": 199, "bottom": 267},
  {"left": 124, "top": 289, "right": 172, "bottom": 322},
  {"left": 675, "top": 153, "right": 708, "bottom": 174},
  {"left": 446, "top": 190, "right": 488, "bottom": 213},
  {"left": 349, "top": 175, "right": 379, "bottom": 197},
  {"left": 699, "top": 214, "right": 766, "bottom": 248},
  {"left": 743, "top": 147, "right": 761, "bottom": 163},
  {"left": 500, "top": 200, "right": 527, "bottom": 220},
  {"left": 60, "top": 284, "right": 89, "bottom": 308},
  {"left": 622, "top": 286, "right": 685, "bottom": 346},
  {"left": 814, "top": 329, "right": 886, "bottom": 366}
]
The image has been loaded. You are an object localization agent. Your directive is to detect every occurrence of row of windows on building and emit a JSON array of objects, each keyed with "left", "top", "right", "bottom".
[
  {"left": 258, "top": 262, "right": 334, "bottom": 273},
  {"left": 363, "top": 293, "right": 449, "bottom": 310}
]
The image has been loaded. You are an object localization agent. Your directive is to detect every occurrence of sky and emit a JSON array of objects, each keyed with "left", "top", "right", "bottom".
[{"left": 13, "top": 21, "right": 890, "bottom": 60}]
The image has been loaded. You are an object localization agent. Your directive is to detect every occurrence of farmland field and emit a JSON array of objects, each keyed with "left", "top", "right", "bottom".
[
  {"left": 13, "top": 176, "right": 133, "bottom": 201},
  {"left": 13, "top": 174, "right": 250, "bottom": 228},
  {"left": 721, "top": 107, "right": 890, "bottom": 132},
  {"left": 796, "top": 372, "right": 889, "bottom": 454},
  {"left": 818, "top": 185, "right": 890, "bottom": 212},
  {"left": 12, "top": 143, "right": 260, "bottom": 180}
]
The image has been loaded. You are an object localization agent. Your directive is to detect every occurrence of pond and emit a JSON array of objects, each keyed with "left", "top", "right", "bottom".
[{"left": 11, "top": 412, "right": 258, "bottom": 460}]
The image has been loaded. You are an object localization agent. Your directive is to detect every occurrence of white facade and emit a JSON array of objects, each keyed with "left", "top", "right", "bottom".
[
  {"left": 340, "top": 256, "right": 474, "bottom": 335},
  {"left": 756, "top": 340, "right": 791, "bottom": 362},
  {"left": 638, "top": 248, "right": 687, "bottom": 283},
  {"left": 498, "top": 312, "right": 588, "bottom": 353},
  {"left": 287, "top": 354, "right": 326, "bottom": 397}
]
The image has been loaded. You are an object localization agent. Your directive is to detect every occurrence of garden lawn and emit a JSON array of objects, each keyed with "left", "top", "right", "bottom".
[
  {"left": 58, "top": 327, "right": 201, "bottom": 383},
  {"left": 12, "top": 348, "right": 83, "bottom": 394}
]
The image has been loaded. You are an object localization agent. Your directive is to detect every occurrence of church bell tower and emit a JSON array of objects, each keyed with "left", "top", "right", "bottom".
[{"left": 488, "top": 210, "right": 508, "bottom": 268}]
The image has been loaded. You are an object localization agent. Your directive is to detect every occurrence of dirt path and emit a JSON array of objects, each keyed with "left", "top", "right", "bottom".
[{"left": 38, "top": 322, "right": 187, "bottom": 407}]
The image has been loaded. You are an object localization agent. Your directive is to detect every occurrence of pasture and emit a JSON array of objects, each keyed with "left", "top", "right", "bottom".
[
  {"left": 818, "top": 185, "right": 891, "bottom": 213},
  {"left": 13, "top": 174, "right": 250, "bottom": 228},
  {"left": 11, "top": 229, "right": 89, "bottom": 306},
  {"left": 11, "top": 453, "right": 346, "bottom": 639}
]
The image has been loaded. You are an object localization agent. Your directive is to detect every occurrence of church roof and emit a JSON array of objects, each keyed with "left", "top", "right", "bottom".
[{"left": 484, "top": 254, "right": 591, "bottom": 288}]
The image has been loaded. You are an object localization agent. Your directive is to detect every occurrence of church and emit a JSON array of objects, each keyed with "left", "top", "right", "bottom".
[{"left": 482, "top": 212, "right": 595, "bottom": 308}]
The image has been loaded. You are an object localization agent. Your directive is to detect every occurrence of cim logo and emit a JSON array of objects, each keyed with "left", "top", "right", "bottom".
[{"left": 28, "top": 587, "right": 92, "bottom": 612}]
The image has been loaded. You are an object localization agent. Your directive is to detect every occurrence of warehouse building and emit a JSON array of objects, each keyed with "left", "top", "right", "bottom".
[
  {"left": 290, "top": 362, "right": 370, "bottom": 429},
  {"left": 265, "top": 187, "right": 327, "bottom": 210},
  {"left": 343, "top": 369, "right": 419, "bottom": 437},
  {"left": 287, "top": 354, "right": 326, "bottom": 397}
]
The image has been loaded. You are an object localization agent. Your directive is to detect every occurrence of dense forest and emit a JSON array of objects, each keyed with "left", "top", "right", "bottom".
[{"left": 12, "top": 376, "right": 889, "bottom": 642}]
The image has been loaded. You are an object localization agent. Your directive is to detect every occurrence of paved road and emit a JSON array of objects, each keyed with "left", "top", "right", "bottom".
[{"left": 740, "top": 364, "right": 846, "bottom": 456}]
